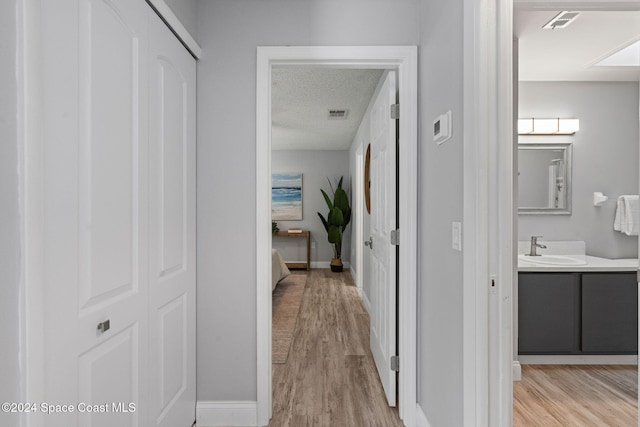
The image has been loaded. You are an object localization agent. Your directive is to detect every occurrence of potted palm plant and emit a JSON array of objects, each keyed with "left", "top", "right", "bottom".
[{"left": 317, "top": 177, "right": 351, "bottom": 272}]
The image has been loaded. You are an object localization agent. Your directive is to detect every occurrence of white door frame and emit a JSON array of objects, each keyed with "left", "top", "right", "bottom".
[
  {"left": 462, "top": 0, "right": 514, "bottom": 424},
  {"left": 481, "top": 1, "right": 640, "bottom": 426},
  {"left": 256, "top": 46, "right": 418, "bottom": 427}
]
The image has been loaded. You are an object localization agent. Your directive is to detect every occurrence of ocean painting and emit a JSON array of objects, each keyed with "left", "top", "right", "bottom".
[{"left": 272, "top": 173, "right": 303, "bottom": 220}]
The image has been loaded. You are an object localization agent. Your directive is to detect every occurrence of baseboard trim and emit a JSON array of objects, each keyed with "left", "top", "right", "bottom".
[
  {"left": 309, "top": 261, "right": 351, "bottom": 269},
  {"left": 519, "top": 355, "right": 638, "bottom": 365},
  {"left": 416, "top": 403, "right": 432, "bottom": 427},
  {"left": 513, "top": 360, "right": 522, "bottom": 381},
  {"left": 196, "top": 401, "right": 257, "bottom": 426},
  {"left": 361, "top": 289, "right": 371, "bottom": 315}
]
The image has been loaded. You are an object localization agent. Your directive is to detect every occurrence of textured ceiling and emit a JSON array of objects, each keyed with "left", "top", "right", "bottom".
[
  {"left": 271, "top": 68, "right": 384, "bottom": 150},
  {"left": 515, "top": 10, "right": 640, "bottom": 81}
]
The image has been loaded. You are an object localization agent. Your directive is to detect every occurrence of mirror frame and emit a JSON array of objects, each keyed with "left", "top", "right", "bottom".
[{"left": 518, "top": 141, "right": 573, "bottom": 215}]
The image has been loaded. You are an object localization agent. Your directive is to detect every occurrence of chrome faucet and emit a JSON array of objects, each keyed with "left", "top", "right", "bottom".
[{"left": 528, "top": 236, "right": 547, "bottom": 256}]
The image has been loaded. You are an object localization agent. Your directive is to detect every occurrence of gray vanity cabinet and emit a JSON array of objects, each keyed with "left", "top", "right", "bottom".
[
  {"left": 582, "top": 273, "right": 637, "bottom": 354},
  {"left": 519, "top": 272, "right": 638, "bottom": 355},
  {"left": 518, "top": 273, "right": 580, "bottom": 354}
]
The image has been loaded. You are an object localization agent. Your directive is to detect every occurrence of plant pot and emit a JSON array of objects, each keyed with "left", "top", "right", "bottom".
[{"left": 330, "top": 258, "right": 343, "bottom": 273}]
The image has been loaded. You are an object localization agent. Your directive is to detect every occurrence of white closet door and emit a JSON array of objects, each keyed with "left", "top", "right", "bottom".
[
  {"left": 43, "top": 0, "right": 150, "bottom": 426},
  {"left": 40, "top": 1, "right": 196, "bottom": 426},
  {"left": 76, "top": 0, "right": 151, "bottom": 425},
  {"left": 147, "top": 9, "right": 197, "bottom": 427}
]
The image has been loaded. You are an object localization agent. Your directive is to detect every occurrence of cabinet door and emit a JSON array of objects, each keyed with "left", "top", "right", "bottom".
[
  {"left": 582, "top": 273, "right": 638, "bottom": 354},
  {"left": 518, "top": 273, "right": 580, "bottom": 354}
]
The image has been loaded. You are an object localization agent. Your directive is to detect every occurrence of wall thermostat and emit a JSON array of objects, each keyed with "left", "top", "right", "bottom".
[{"left": 433, "top": 110, "right": 452, "bottom": 145}]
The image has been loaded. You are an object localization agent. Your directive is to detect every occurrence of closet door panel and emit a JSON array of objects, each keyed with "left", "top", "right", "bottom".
[
  {"left": 42, "top": 0, "right": 150, "bottom": 426},
  {"left": 148, "top": 8, "right": 197, "bottom": 427}
]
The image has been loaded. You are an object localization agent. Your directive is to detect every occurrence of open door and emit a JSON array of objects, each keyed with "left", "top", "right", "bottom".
[{"left": 366, "top": 70, "right": 398, "bottom": 406}]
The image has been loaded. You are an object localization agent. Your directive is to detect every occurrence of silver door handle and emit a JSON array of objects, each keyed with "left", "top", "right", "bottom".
[
  {"left": 97, "top": 319, "right": 110, "bottom": 334},
  {"left": 364, "top": 237, "right": 373, "bottom": 249}
]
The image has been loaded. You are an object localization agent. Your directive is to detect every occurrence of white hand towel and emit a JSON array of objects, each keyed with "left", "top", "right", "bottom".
[
  {"left": 614, "top": 197, "right": 624, "bottom": 231},
  {"left": 623, "top": 195, "right": 640, "bottom": 236}
]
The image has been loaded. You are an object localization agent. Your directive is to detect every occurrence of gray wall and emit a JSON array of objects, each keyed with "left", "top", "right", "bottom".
[
  {"left": 272, "top": 150, "right": 350, "bottom": 264},
  {"left": 196, "top": 1, "right": 468, "bottom": 424},
  {"left": 162, "top": 0, "right": 198, "bottom": 40},
  {"left": 196, "top": 0, "right": 420, "bottom": 403},
  {"left": 0, "top": 0, "right": 22, "bottom": 425},
  {"left": 519, "top": 81, "right": 639, "bottom": 259},
  {"left": 418, "top": 0, "right": 464, "bottom": 424}
]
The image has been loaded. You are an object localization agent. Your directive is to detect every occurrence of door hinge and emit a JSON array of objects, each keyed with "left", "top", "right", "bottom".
[
  {"left": 391, "top": 355, "right": 399, "bottom": 372},
  {"left": 390, "top": 229, "right": 400, "bottom": 246},
  {"left": 390, "top": 104, "right": 400, "bottom": 120}
]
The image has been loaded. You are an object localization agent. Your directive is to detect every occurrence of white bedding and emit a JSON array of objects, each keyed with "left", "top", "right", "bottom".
[{"left": 272, "top": 249, "right": 291, "bottom": 291}]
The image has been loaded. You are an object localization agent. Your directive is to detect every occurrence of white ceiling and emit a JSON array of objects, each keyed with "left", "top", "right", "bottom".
[
  {"left": 271, "top": 68, "right": 383, "bottom": 150},
  {"left": 515, "top": 10, "right": 640, "bottom": 81}
]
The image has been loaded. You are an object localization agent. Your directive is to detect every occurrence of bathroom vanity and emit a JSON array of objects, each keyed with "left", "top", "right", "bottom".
[{"left": 518, "top": 253, "right": 638, "bottom": 357}]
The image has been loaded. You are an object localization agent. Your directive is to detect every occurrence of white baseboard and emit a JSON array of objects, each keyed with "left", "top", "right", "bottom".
[
  {"left": 513, "top": 360, "right": 522, "bottom": 381},
  {"left": 519, "top": 355, "right": 638, "bottom": 365},
  {"left": 196, "top": 401, "right": 257, "bottom": 426},
  {"left": 361, "top": 289, "right": 371, "bottom": 315},
  {"left": 416, "top": 403, "right": 432, "bottom": 427},
  {"left": 309, "top": 261, "right": 351, "bottom": 269}
]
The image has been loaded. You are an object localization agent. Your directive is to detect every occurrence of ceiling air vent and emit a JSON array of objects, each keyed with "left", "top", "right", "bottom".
[
  {"left": 328, "top": 109, "right": 349, "bottom": 120},
  {"left": 542, "top": 11, "right": 580, "bottom": 30}
]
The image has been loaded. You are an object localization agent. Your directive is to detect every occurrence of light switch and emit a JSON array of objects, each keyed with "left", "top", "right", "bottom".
[{"left": 452, "top": 222, "right": 462, "bottom": 251}]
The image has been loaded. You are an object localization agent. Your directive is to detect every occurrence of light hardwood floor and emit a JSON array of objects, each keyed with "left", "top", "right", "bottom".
[
  {"left": 514, "top": 365, "right": 638, "bottom": 426},
  {"left": 269, "top": 269, "right": 403, "bottom": 427}
]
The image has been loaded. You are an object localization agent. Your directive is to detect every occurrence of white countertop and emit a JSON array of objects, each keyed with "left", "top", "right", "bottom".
[{"left": 518, "top": 255, "right": 638, "bottom": 272}]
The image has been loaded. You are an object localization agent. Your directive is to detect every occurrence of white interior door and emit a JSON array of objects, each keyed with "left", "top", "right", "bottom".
[
  {"left": 148, "top": 9, "right": 197, "bottom": 427},
  {"left": 367, "top": 70, "right": 398, "bottom": 406},
  {"left": 43, "top": 0, "right": 151, "bottom": 425}
]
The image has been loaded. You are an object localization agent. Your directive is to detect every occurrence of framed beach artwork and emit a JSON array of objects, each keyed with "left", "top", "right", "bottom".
[{"left": 272, "top": 173, "right": 303, "bottom": 220}]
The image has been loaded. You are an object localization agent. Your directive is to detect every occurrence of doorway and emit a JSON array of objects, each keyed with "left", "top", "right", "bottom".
[
  {"left": 482, "top": 0, "right": 640, "bottom": 425},
  {"left": 512, "top": 6, "right": 640, "bottom": 424},
  {"left": 255, "top": 46, "right": 418, "bottom": 427}
]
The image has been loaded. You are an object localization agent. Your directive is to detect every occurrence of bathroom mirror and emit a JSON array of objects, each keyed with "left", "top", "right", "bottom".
[{"left": 518, "top": 142, "right": 572, "bottom": 215}]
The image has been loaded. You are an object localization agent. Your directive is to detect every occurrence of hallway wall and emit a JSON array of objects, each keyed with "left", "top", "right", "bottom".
[
  {"left": 196, "top": 1, "right": 469, "bottom": 425},
  {"left": 196, "top": 0, "right": 420, "bottom": 403},
  {"left": 418, "top": 0, "right": 465, "bottom": 424}
]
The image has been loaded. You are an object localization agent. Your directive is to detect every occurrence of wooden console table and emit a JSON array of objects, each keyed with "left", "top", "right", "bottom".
[{"left": 274, "top": 231, "right": 311, "bottom": 270}]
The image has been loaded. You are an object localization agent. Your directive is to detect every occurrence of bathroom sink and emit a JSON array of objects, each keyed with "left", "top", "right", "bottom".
[{"left": 518, "top": 254, "right": 587, "bottom": 266}]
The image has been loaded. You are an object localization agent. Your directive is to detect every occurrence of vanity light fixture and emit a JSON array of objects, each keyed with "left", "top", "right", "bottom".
[{"left": 517, "top": 118, "right": 579, "bottom": 135}]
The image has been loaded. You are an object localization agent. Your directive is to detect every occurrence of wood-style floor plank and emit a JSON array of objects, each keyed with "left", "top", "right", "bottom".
[
  {"left": 269, "top": 269, "right": 402, "bottom": 427},
  {"left": 514, "top": 365, "right": 637, "bottom": 426}
]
